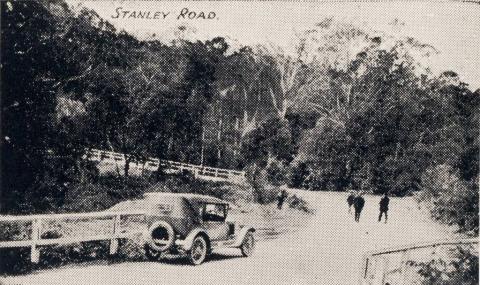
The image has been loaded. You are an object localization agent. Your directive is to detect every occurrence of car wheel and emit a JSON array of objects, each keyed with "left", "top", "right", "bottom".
[
  {"left": 146, "top": 221, "right": 175, "bottom": 252},
  {"left": 240, "top": 232, "right": 255, "bottom": 257},
  {"left": 189, "top": 235, "right": 208, "bottom": 265},
  {"left": 144, "top": 244, "right": 163, "bottom": 261}
]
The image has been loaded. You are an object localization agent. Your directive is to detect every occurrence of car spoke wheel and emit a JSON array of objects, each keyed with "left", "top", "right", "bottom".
[
  {"left": 144, "top": 244, "right": 163, "bottom": 261},
  {"left": 240, "top": 232, "right": 255, "bottom": 257},
  {"left": 189, "top": 236, "right": 208, "bottom": 265}
]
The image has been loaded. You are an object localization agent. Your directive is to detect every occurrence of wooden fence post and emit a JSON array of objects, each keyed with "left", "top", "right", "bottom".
[
  {"left": 380, "top": 256, "right": 389, "bottom": 285},
  {"left": 399, "top": 250, "right": 410, "bottom": 285},
  {"left": 109, "top": 215, "right": 120, "bottom": 255},
  {"left": 31, "top": 219, "right": 41, "bottom": 263}
]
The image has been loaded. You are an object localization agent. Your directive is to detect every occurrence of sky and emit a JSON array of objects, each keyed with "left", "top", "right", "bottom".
[{"left": 70, "top": 0, "right": 480, "bottom": 89}]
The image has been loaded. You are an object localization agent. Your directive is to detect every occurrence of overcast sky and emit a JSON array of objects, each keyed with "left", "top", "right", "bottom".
[{"left": 73, "top": 0, "right": 480, "bottom": 89}]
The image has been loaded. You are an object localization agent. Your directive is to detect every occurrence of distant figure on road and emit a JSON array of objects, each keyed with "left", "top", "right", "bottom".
[
  {"left": 353, "top": 193, "right": 365, "bottom": 222},
  {"left": 347, "top": 191, "right": 355, "bottom": 214},
  {"left": 277, "top": 190, "right": 288, "bottom": 210},
  {"left": 378, "top": 193, "right": 390, "bottom": 223}
]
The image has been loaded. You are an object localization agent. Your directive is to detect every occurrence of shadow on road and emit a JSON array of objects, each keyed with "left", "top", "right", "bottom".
[{"left": 148, "top": 252, "right": 243, "bottom": 265}]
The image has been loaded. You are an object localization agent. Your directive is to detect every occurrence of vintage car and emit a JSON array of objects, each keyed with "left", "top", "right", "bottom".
[{"left": 141, "top": 192, "right": 255, "bottom": 265}]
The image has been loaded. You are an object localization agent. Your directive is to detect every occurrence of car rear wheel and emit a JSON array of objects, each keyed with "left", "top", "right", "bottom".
[
  {"left": 189, "top": 236, "right": 208, "bottom": 265},
  {"left": 144, "top": 244, "right": 163, "bottom": 261},
  {"left": 240, "top": 232, "right": 255, "bottom": 257}
]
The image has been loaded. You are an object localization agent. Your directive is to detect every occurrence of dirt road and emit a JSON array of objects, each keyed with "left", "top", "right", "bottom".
[{"left": 1, "top": 190, "right": 458, "bottom": 285}]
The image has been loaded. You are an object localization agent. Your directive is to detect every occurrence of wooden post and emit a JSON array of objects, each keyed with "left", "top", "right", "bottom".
[
  {"left": 399, "top": 250, "right": 410, "bottom": 285},
  {"left": 109, "top": 215, "right": 120, "bottom": 255},
  {"left": 358, "top": 256, "right": 368, "bottom": 285},
  {"left": 380, "top": 256, "right": 389, "bottom": 285},
  {"left": 31, "top": 219, "right": 41, "bottom": 263}
]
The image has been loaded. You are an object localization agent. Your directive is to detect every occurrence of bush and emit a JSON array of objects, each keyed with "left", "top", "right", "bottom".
[
  {"left": 287, "top": 162, "right": 310, "bottom": 189},
  {"left": 303, "top": 169, "right": 336, "bottom": 191},
  {"left": 260, "top": 186, "right": 281, "bottom": 205},
  {"left": 418, "top": 164, "right": 478, "bottom": 235},
  {"left": 0, "top": 222, "right": 32, "bottom": 274},
  {"left": 286, "top": 194, "right": 314, "bottom": 214},
  {"left": 265, "top": 159, "right": 288, "bottom": 186},
  {"left": 0, "top": 223, "right": 115, "bottom": 275},
  {"left": 245, "top": 164, "right": 279, "bottom": 204},
  {"left": 409, "top": 245, "right": 478, "bottom": 285}
]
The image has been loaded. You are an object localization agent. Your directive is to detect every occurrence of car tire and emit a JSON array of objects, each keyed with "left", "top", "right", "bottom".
[
  {"left": 189, "top": 235, "right": 208, "bottom": 265},
  {"left": 240, "top": 232, "right": 255, "bottom": 257},
  {"left": 146, "top": 221, "right": 175, "bottom": 252},
  {"left": 144, "top": 244, "right": 163, "bottom": 261}
]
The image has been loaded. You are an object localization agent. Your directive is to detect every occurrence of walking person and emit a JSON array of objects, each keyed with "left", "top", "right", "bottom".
[
  {"left": 276, "top": 189, "right": 288, "bottom": 210},
  {"left": 378, "top": 193, "right": 390, "bottom": 223},
  {"left": 347, "top": 191, "right": 355, "bottom": 214},
  {"left": 353, "top": 192, "right": 365, "bottom": 222}
]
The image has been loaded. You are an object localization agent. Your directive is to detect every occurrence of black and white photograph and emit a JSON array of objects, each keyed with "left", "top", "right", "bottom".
[{"left": 0, "top": 1, "right": 479, "bottom": 284}]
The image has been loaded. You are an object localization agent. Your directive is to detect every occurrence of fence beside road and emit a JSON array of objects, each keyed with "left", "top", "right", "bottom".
[
  {"left": 0, "top": 211, "right": 145, "bottom": 263},
  {"left": 85, "top": 149, "right": 246, "bottom": 184},
  {"left": 359, "top": 238, "right": 478, "bottom": 285},
  {"left": 0, "top": 149, "right": 247, "bottom": 264}
]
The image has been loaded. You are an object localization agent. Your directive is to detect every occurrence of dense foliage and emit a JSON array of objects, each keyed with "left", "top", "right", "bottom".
[{"left": 409, "top": 245, "right": 478, "bottom": 285}]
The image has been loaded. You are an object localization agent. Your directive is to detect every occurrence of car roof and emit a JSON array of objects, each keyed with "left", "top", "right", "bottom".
[{"left": 143, "top": 192, "right": 229, "bottom": 205}]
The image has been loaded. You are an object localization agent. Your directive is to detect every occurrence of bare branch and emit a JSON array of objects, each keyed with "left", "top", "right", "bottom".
[{"left": 269, "top": 87, "right": 282, "bottom": 116}]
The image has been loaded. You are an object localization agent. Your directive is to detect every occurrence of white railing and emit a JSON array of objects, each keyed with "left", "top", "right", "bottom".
[
  {"left": 85, "top": 149, "right": 246, "bottom": 184},
  {"left": 0, "top": 211, "right": 145, "bottom": 263},
  {"left": 359, "top": 238, "right": 478, "bottom": 285}
]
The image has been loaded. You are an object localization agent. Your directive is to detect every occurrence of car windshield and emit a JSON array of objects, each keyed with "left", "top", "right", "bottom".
[{"left": 203, "top": 203, "right": 227, "bottom": 222}]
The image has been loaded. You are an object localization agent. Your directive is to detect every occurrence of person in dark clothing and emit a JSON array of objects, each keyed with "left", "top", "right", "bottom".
[
  {"left": 353, "top": 193, "right": 365, "bottom": 222},
  {"left": 347, "top": 191, "right": 355, "bottom": 214},
  {"left": 378, "top": 193, "right": 390, "bottom": 223},
  {"left": 277, "top": 190, "right": 288, "bottom": 210}
]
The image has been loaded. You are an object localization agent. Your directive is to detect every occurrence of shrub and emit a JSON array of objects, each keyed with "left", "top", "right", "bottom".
[
  {"left": 286, "top": 194, "right": 314, "bottom": 214},
  {"left": 287, "top": 162, "right": 310, "bottom": 189},
  {"left": 0, "top": 222, "right": 32, "bottom": 274},
  {"left": 265, "top": 159, "right": 288, "bottom": 186},
  {"left": 409, "top": 245, "right": 478, "bottom": 285},
  {"left": 418, "top": 164, "right": 478, "bottom": 235},
  {"left": 260, "top": 185, "right": 281, "bottom": 205}
]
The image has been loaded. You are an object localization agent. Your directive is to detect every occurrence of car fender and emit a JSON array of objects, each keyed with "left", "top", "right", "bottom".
[
  {"left": 180, "top": 228, "right": 209, "bottom": 251},
  {"left": 233, "top": 226, "right": 255, "bottom": 247}
]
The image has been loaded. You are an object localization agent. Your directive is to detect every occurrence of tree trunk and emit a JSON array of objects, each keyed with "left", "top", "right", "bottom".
[
  {"left": 106, "top": 137, "right": 121, "bottom": 177},
  {"left": 217, "top": 118, "right": 222, "bottom": 162},
  {"left": 124, "top": 155, "right": 131, "bottom": 177},
  {"left": 394, "top": 142, "right": 400, "bottom": 162},
  {"left": 167, "top": 135, "right": 173, "bottom": 160}
]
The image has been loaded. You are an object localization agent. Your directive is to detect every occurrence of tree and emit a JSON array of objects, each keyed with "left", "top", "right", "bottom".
[
  {"left": 419, "top": 165, "right": 478, "bottom": 235},
  {"left": 1, "top": 0, "right": 140, "bottom": 212},
  {"left": 240, "top": 117, "right": 295, "bottom": 167},
  {"left": 1, "top": 1, "right": 93, "bottom": 212}
]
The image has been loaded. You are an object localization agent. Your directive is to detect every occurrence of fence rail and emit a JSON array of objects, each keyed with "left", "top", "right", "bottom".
[
  {"left": 359, "top": 238, "right": 478, "bottom": 285},
  {"left": 0, "top": 211, "right": 145, "bottom": 263},
  {"left": 85, "top": 149, "right": 246, "bottom": 184}
]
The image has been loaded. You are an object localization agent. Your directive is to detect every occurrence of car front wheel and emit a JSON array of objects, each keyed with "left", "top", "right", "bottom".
[
  {"left": 240, "top": 232, "right": 255, "bottom": 257},
  {"left": 189, "top": 236, "right": 208, "bottom": 265}
]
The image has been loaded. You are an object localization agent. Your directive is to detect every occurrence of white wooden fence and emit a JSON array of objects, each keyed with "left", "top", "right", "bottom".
[
  {"left": 359, "top": 238, "right": 478, "bottom": 285},
  {"left": 85, "top": 149, "right": 246, "bottom": 184},
  {"left": 0, "top": 211, "right": 145, "bottom": 263}
]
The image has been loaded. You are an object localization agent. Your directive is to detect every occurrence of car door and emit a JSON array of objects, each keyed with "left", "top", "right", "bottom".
[{"left": 202, "top": 203, "right": 230, "bottom": 241}]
